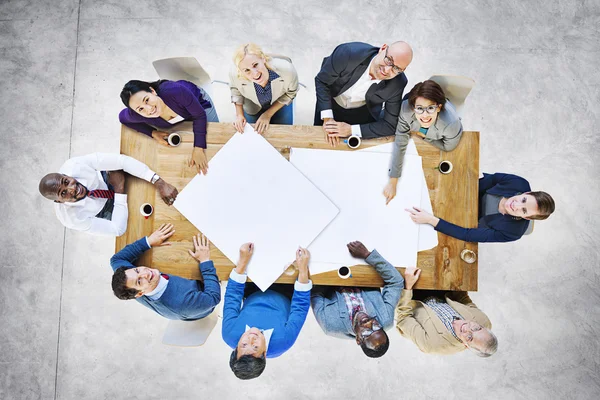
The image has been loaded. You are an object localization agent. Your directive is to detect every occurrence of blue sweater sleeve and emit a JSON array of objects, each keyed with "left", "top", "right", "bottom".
[
  {"left": 162, "top": 83, "right": 208, "bottom": 148},
  {"left": 222, "top": 279, "right": 245, "bottom": 348},
  {"left": 110, "top": 237, "right": 151, "bottom": 272},
  {"left": 282, "top": 289, "right": 311, "bottom": 347},
  {"left": 119, "top": 108, "right": 154, "bottom": 137},
  {"left": 179, "top": 261, "right": 221, "bottom": 316},
  {"left": 365, "top": 250, "right": 404, "bottom": 318},
  {"left": 435, "top": 218, "right": 519, "bottom": 243}
]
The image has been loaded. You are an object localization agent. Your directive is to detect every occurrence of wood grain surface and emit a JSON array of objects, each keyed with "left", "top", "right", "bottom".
[{"left": 116, "top": 122, "right": 479, "bottom": 290}]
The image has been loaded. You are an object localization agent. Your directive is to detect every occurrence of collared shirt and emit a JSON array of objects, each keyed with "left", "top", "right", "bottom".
[
  {"left": 228, "top": 269, "right": 313, "bottom": 292},
  {"left": 321, "top": 57, "right": 380, "bottom": 138},
  {"left": 253, "top": 70, "right": 280, "bottom": 110},
  {"left": 424, "top": 296, "right": 463, "bottom": 341},
  {"left": 54, "top": 153, "right": 156, "bottom": 236},
  {"left": 142, "top": 236, "right": 169, "bottom": 300},
  {"left": 244, "top": 325, "right": 274, "bottom": 351},
  {"left": 339, "top": 287, "right": 366, "bottom": 323}
]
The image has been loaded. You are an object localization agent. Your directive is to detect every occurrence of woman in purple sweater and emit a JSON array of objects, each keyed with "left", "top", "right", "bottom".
[{"left": 119, "top": 80, "right": 219, "bottom": 175}]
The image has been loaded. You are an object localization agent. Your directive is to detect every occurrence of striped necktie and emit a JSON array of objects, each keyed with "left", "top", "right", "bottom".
[{"left": 87, "top": 189, "right": 115, "bottom": 199}]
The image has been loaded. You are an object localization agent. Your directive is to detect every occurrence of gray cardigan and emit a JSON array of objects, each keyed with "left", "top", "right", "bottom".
[
  {"left": 389, "top": 99, "right": 463, "bottom": 178},
  {"left": 310, "top": 250, "right": 404, "bottom": 339}
]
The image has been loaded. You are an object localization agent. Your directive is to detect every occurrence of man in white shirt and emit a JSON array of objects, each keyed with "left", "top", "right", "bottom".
[
  {"left": 38, "top": 152, "right": 178, "bottom": 236},
  {"left": 314, "top": 41, "right": 413, "bottom": 146}
]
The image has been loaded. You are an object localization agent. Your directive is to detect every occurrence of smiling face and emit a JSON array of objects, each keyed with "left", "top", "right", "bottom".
[
  {"left": 353, "top": 311, "right": 387, "bottom": 349},
  {"left": 124, "top": 267, "right": 161, "bottom": 297},
  {"left": 452, "top": 319, "right": 493, "bottom": 350},
  {"left": 44, "top": 174, "right": 88, "bottom": 203},
  {"left": 238, "top": 54, "right": 269, "bottom": 87},
  {"left": 414, "top": 96, "right": 442, "bottom": 128},
  {"left": 128, "top": 88, "right": 163, "bottom": 118},
  {"left": 503, "top": 193, "right": 539, "bottom": 219},
  {"left": 369, "top": 42, "right": 413, "bottom": 81},
  {"left": 237, "top": 327, "right": 267, "bottom": 358}
]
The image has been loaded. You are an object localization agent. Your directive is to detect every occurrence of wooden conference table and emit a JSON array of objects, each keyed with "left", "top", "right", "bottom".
[{"left": 116, "top": 122, "right": 479, "bottom": 291}]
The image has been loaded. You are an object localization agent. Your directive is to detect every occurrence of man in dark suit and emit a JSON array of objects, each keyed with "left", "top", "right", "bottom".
[{"left": 314, "top": 41, "right": 413, "bottom": 146}]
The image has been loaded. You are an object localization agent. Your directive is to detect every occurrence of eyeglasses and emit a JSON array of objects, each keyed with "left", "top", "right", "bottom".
[
  {"left": 414, "top": 105, "right": 440, "bottom": 115},
  {"left": 361, "top": 318, "right": 383, "bottom": 338},
  {"left": 383, "top": 47, "right": 405, "bottom": 75}
]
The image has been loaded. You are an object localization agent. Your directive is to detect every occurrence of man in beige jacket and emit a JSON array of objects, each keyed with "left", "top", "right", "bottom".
[{"left": 395, "top": 268, "right": 497, "bottom": 357}]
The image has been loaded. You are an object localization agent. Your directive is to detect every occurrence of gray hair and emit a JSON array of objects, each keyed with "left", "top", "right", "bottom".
[{"left": 469, "top": 329, "right": 498, "bottom": 358}]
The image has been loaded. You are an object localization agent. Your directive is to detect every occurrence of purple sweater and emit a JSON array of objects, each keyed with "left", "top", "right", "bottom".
[{"left": 119, "top": 80, "right": 212, "bottom": 148}]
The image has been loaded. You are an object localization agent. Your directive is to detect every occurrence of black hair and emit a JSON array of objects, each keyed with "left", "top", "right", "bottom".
[
  {"left": 111, "top": 267, "right": 139, "bottom": 300},
  {"left": 229, "top": 348, "right": 266, "bottom": 380},
  {"left": 120, "top": 79, "right": 168, "bottom": 108},
  {"left": 360, "top": 330, "right": 390, "bottom": 358}
]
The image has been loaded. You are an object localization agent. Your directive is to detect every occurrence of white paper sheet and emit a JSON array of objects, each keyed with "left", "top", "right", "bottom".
[
  {"left": 359, "top": 140, "right": 438, "bottom": 251},
  {"left": 290, "top": 148, "right": 422, "bottom": 275},
  {"left": 174, "top": 125, "right": 339, "bottom": 291}
]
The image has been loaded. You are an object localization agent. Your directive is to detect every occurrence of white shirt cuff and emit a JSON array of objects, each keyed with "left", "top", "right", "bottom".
[
  {"left": 145, "top": 237, "right": 151, "bottom": 248},
  {"left": 143, "top": 169, "right": 156, "bottom": 183},
  {"left": 229, "top": 268, "right": 247, "bottom": 284},
  {"left": 321, "top": 109, "right": 334, "bottom": 120},
  {"left": 294, "top": 279, "right": 313, "bottom": 292},
  {"left": 114, "top": 193, "right": 127, "bottom": 203},
  {"left": 351, "top": 124, "right": 362, "bottom": 138}
]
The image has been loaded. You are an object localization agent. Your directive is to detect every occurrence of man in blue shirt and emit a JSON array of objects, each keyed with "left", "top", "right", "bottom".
[
  {"left": 222, "top": 243, "right": 312, "bottom": 380},
  {"left": 110, "top": 224, "right": 221, "bottom": 321}
]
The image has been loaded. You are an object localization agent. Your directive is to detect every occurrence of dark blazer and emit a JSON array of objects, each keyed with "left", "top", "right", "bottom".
[
  {"left": 314, "top": 42, "right": 408, "bottom": 139},
  {"left": 435, "top": 173, "right": 532, "bottom": 243},
  {"left": 110, "top": 238, "right": 221, "bottom": 320},
  {"left": 310, "top": 250, "right": 404, "bottom": 339}
]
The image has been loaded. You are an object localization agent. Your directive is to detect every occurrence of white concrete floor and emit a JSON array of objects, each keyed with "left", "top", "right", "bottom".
[{"left": 1, "top": 1, "right": 599, "bottom": 399}]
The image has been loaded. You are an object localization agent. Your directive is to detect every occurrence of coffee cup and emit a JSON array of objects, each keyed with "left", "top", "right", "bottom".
[
  {"left": 346, "top": 136, "right": 361, "bottom": 149},
  {"left": 438, "top": 160, "right": 453, "bottom": 174},
  {"left": 167, "top": 132, "right": 182, "bottom": 147},
  {"left": 338, "top": 266, "right": 352, "bottom": 279},
  {"left": 460, "top": 249, "right": 477, "bottom": 264},
  {"left": 140, "top": 203, "right": 153, "bottom": 219}
]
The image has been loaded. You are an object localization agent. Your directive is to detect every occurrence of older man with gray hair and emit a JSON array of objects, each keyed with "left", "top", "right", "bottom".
[{"left": 395, "top": 270, "right": 497, "bottom": 357}]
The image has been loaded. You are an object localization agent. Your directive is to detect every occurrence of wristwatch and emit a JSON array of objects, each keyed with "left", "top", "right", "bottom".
[{"left": 150, "top": 173, "right": 161, "bottom": 185}]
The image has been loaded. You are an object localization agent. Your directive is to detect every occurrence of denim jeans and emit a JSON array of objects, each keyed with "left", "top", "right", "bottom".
[{"left": 244, "top": 101, "right": 294, "bottom": 125}]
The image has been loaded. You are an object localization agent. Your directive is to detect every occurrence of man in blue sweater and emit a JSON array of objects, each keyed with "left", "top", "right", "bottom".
[
  {"left": 222, "top": 243, "right": 312, "bottom": 380},
  {"left": 110, "top": 224, "right": 221, "bottom": 320}
]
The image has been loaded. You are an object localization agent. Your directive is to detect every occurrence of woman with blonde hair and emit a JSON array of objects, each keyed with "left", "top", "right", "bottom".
[{"left": 230, "top": 43, "right": 298, "bottom": 134}]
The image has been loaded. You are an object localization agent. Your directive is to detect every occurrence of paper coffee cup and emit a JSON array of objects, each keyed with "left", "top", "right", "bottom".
[
  {"left": 167, "top": 132, "right": 182, "bottom": 147},
  {"left": 140, "top": 203, "right": 153, "bottom": 219},
  {"left": 460, "top": 249, "right": 477, "bottom": 264},
  {"left": 438, "top": 160, "right": 453, "bottom": 174},
  {"left": 347, "top": 136, "right": 361, "bottom": 149},
  {"left": 338, "top": 266, "right": 352, "bottom": 279}
]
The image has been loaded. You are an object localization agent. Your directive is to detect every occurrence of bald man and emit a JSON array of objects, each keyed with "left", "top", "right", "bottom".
[
  {"left": 39, "top": 153, "right": 178, "bottom": 236},
  {"left": 314, "top": 41, "right": 413, "bottom": 146}
]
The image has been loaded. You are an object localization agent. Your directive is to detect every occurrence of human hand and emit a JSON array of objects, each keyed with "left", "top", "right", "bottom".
[
  {"left": 236, "top": 242, "right": 254, "bottom": 274},
  {"left": 147, "top": 223, "right": 175, "bottom": 247},
  {"left": 233, "top": 114, "right": 247, "bottom": 133},
  {"left": 295, "top": 247, "right": 311, "bottom": 284},
  {"left": 107, "top": 170, "right": 126, "bottom": 194},
  {"left": 383, "top": 178, "right": 398, "bottom": 205},
  {"left": 347, "top": 241, "right": 371, "bottom": 259},
  {"left": 404, "top": 267, "right": 421, "bottom": 289},
  {"left": 151, "top": 130, "right": 170, "bottom": 146},
  {"left": 189, "top": 147, "right": 208, "bottom": 175},
  {"left": 322, "top": 118, "right": 339, "bottom": 147},
  {"left": 324, "top": 120, "right": 351, "bottom": 146},
  {"left": 155, "top": 178, "right": 178, "bottom": 205},
  {"left": 188, "top": 233, "right": 210, "bottom": 263},
  {"left": 405, "top": 206, "right": 438, "bottom": 226},
  {"left": 254, "top": 113, "right": 272, "bottom": 135}
]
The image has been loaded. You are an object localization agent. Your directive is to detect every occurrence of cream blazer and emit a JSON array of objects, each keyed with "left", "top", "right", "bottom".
[
  {"left": 395, "top": 290, "right": 492, "bottom": 355},
  {"left": 229, "top": 56, "right": 299, "bottom": 115}
]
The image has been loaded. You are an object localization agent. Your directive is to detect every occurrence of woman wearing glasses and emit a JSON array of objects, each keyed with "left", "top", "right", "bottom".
[
  {"left": 230, "top": 43, "right": 298, "bottom": 135},
  {"left": 383, "top": 80, "right": 463, "bottom": 204}
]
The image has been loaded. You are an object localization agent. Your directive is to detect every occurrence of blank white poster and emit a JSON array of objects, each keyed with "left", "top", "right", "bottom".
[
  {"left": 174, "top": 125, "right": 339, "bottom": 291},
  {"left": 359, "top": 140, "right": 438, "bottom": 251},
  {"left": 290, "top": 148, "right": 422, "bottom": 275}
]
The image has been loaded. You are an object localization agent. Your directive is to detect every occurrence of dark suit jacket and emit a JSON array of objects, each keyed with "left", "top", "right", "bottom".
[
  {"left": 435, "top": 173, "right": 532, "bottom": 242},
  {"left": 314, "top": 42, "right": 407, "bottom": 138}
]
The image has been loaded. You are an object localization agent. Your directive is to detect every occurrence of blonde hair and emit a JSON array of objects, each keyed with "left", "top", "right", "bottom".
[{"left": 233, "top": 43, "right": 273, "bottom": 80}]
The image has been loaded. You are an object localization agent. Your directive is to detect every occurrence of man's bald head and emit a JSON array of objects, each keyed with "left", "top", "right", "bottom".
[
  {"left": 39, "top": 173, "right": 86, "bottom": 203},
  {"left": 370, "top": 41, "right": 413, "bottom": 80}
]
